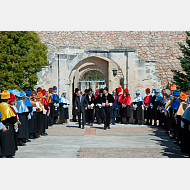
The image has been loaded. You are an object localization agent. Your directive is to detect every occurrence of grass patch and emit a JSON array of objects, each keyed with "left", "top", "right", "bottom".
[{"left": 77, "top": 149, "right": 82, "bottom": 152}]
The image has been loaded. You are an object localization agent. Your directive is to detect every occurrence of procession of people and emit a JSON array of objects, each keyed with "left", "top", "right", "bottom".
[
  {"left": 0, "top": 86, "right": 70, "bottom": 158},
  {"left": 1, "top": 84, "right": 190, "bottom": 158}
]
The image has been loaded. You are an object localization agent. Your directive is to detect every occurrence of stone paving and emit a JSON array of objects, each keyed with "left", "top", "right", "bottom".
[{"left": 14, "top": 122, "right": 189, "bottom": 158}]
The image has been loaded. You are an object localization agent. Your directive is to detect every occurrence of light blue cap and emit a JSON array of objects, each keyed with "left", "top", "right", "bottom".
[
  {"left": 165, "top": 89, "right": 170, "bottom": 94},
  {"left": 18, "top": 91, "right": 26, "bottom": 98},
  {"left": 12, "top": 89, "right": 20, "bottom": 96},
  {"left": 62, "top": 90, "right": 66, "bottom": 93},
  {"left": 136, "top": 89, "right": 141, "bottom": 94},
  {"left": 156, "top": 88, "right": 161, "bottom": 93}
]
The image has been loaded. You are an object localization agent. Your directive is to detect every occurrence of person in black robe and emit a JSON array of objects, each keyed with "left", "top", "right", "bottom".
[
  {"left": 47, "top": 87, "right": 54, "bottom": 126},
  {"left": 86, "top": 88, "right": 95, "bottom": 126},
  {"left": 121, "top": 88, "right": 131, "bottom": 124},
  {"left": 132, "top": 89, "right": 143, "bottom": 125},
  {"left": 0, "top": 120, "right": 8, "bottom": 158},
  {"left": 143, "top": 88, "right": 152, "bottom": 125},
  {"left": 111, "top": 90, "right": 118, "bottom": 125},
  {"left": 153, "top": 88, "right": 162, "bottom": 126},
  {"left": 52, "top": 86, "right": 59, "bottom": 124},
  {"left": 149, "top": 89, "right": 156, "bottom": 125},
  {"left": 30, "top": 91, "right": 41, "bottom": 138},
  {"left": 158, "top": 89, "right": 166, "bottom": 128},
  {"left": 116, "top": 87, "right": 124, "bottom": 123},
  {"left": 72, "top": 88, "right": 79, "bottom": 122},
  {"left": 95, "top": 89, "right": 104, "bottom": 125},
  {"left": 0, "top": 90, "right": 17, "bottom": 158},
  {"left": 16, "top": 91, "right": 30, "bottom": 146},
  {"left": 169, "top": 90, "right": 180, "bottom": 139},
  {"left": 59, "top": 90, "right": 70, "bottom": 124},
  {"left": 83, "top": 89, "right": 89, "bottom": 124},
  {"left": 102, "top": 87, "right": 114, "bottom": 130},
  {"left": 24, "top": 89, "right": 34, "bottom": 139},
  {"left": 181, "top": 106, "right": 190, "bottom": 155}
]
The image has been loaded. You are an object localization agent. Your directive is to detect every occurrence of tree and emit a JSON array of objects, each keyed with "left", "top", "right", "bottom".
[
  {"left": 82, "top": 70, "right": 104, "bottom": 80},
  {"left": 171, "top": 31, "right": 190, "bottom": 92},
  {"left": 0, "top": 31, "right": 48, "bottom": 91}
]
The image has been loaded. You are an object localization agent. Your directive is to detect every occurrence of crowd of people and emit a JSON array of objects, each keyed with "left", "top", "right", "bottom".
[
  {"left": 72, "top": 86, "right": 190, "bottom": 156},
  {"left": 0, "top": 84, "right": 190, "bottom": 158},
  {"left": 0, "top": 86, "right": 70, "bottom": 158}
]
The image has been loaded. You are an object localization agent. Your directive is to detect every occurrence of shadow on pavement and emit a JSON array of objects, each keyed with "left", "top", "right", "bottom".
[
  {"left": 66, "top": 125, "right": 80, "bottom": 128},
  {"left": 148, "top": 126, "right": 189, "bottom": 158}
]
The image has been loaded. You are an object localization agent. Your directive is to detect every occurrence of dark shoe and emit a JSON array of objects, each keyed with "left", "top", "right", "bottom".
[
  {"left": 82, "top": 126, "right": 84, "bottom": 129},
  {"left": 108, "top": 126, "right": 110, "bottom": 129},
  {"left": 26, "top": 139, "right": 31, "bottom": 142},
  {"left": 41, "top": 133, "right": 46, "bottom": 136},
  {"left": 29, "top": 135, "right": 34, "bottom": 139},
  {"left": 104, "top": 126, "right": 106, "bottom": 130},
  {"left": 126, "top": 121, "right": 129, "bottom": 124},
  {"left": 112, "top": 123, "right": 115, "bottom": 125},
  {"left": 44, "top": 132, "right": 48, "bottom": 136},
  {"left": 17, "top": 141, "right": 25, "bottom": 146},
  {"left": 78, "top": 126, "right": 81, "bottom": 128}
]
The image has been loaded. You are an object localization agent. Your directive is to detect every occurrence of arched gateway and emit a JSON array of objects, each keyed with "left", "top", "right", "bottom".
[{"left": 35, "top": 46, "right": 161, "bottom": 120}]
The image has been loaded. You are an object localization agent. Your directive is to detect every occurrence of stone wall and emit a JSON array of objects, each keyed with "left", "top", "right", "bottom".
[{"left": 36, "top": 31, "right": 186, "bottom": 87}]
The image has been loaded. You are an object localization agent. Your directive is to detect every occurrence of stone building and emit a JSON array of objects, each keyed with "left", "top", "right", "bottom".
[{"left": 35, "top": 31, "right": 186, "bottom": 119}]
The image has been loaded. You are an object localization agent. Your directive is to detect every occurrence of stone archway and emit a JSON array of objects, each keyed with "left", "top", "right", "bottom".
[{"left": 69, "top": 55, "right": 124, "bottom": 119}]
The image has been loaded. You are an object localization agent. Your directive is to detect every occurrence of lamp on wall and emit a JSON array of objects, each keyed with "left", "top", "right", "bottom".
[{"left": 112, "top": 68, "right": 117, "bottom": 76}]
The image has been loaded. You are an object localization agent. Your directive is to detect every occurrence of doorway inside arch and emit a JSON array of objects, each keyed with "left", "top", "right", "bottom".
[{"left": 79, "top": 70, "right": 106, "bottom": 93}]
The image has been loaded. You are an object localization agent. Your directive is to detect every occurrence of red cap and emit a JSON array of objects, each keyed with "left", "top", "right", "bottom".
[
  {"left": 41, "top": 89, "right": 46, "bottom": 95},
  {"left": 9, "top": 93, "right": 16, "bottom": 102},
  {"left": 117, "top": 87, "right": 122, "bottom": 92},
  {"left": 124, "top": 88, "right": 129, "bottom": 93},
  {"left": 146, "top": 88, "right": 150, "bottom": 93},
  {"left": 96, "top": 89, "right": 99, "bottom": 93}
]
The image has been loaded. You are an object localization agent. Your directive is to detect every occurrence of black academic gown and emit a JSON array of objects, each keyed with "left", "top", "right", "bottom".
[
  {"left": 159, "top": 101, "right": 165, "bottom": 126},
  {"left": 150, "top": 95, "right": 156, "bottom": 119},
  {"left": 72, "top": 93, "right": 78, "bottom": 116},
  {"left": 181, "top": 118, "right": 190, "bottom": 154},
  {"left": 133, "top": 101, "right": 143, "bottom": 120},
  {"left": 18, "top": 112, "right": 29, "bottom": 139},
  {"left": 0, "top": 117, "right": 17, "bottom": 157},
  {"left": 28, "top": 107, "right": 35, "bottom": 134},
  {"left": 102, "top": 94, "right": 114, "bottom": 127},
  {"left": 86, "top": 94, "right": 95, "bottom": 123},
  {"left": 95, "top": 95, "right": 104, "bottom": 123}
]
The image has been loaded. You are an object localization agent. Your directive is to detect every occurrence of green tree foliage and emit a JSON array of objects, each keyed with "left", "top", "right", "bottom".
[
  {"left": 82, "top": 70, "right": 104, "bottom": 80},
  {"left": 171, "top": 31, "right": 190, "bottom": 92},
  {"left": 0, "top": 31, "right": 48, "bottom": 91}
]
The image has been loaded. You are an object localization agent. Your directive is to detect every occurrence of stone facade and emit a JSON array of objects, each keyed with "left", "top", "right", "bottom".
[{"left": 36, "top": 31, "right": 186, "bottom": 87}]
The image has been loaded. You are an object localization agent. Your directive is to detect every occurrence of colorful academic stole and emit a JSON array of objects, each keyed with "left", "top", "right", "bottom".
[{"left": 105, "top": 96, "right": 108, "bottom": 104}]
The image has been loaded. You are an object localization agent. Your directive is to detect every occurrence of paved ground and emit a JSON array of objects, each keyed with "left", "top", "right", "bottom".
[{"left": 15, "top": 122, "right": 189, "bottom": 158}]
